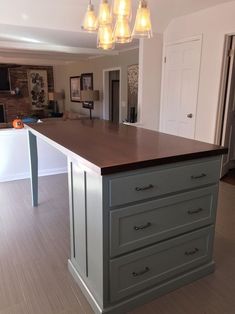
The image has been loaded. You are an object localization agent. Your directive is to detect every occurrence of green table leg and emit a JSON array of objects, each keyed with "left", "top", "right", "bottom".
[{"left": 28, "top": 131, "right": 38, "bottom": 207}]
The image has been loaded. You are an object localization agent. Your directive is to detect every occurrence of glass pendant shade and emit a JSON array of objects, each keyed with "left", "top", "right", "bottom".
[
  {"left": 82, "top": 2, "right": 98, "bottom": 32},
  {"left": 132, "top": 0, "right": 152, "bottom": 38},
  {"left": 98, "top": 0, "right": 112, "bottom": 25},
  {"left": 82, "top": 0, "right": 153, "bottom": 50},
  {"left": 113, "top": 0, "right": 132, "bottom": 19},
  {"left": 113, "top": 17, "right": 132, "bottom": 43},
  {"left": 97, "top": 24, "right": 115, "bottom": 50}
]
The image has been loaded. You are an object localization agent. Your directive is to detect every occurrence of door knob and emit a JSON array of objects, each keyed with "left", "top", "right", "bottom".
[{"left": 187, "top": 113, "right": 193, "bottom": 118}]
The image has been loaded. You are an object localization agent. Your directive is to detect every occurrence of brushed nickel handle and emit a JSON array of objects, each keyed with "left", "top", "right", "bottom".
[
  {"left": 132, "top": 267, "right": 150, "bottom": 277},
  {"left": 134, "top": 222, "right": 152, "bottom": 231},
  {"left": 135, "top": 184, "right": 154, "bottom": 192},
  {"left": 185, "top": 248, "right": 199, "bottom": 256},
  {"left": 187, "top": 208, "right": 203, "bottom": 215},
  {"left": 191, "top": 173, "right": 207, "bottom": 180},
  {"left": 187, "top": 113, "right": 193, "bottom": 118}
]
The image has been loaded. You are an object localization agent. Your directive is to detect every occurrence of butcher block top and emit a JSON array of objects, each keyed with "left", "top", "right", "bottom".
[{"left": 26, "top": 119, "right": 227, "bottom": 175}]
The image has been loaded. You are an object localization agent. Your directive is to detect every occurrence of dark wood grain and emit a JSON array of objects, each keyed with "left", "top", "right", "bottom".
[{"left": 26, "top": 120, "right": 227, "bottom": 175}]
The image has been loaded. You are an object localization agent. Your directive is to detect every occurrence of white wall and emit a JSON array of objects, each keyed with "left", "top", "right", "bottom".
[
  {"left": 164, "top": 1, "right": 235, "bottom": 143},
  {"left": 54, "top": 48, "right": 139, "bottom": 121},
  {"left": 0, "top": 129, "right": 67, "bottom": 182},
  {"left": 138, "top": 1, "right": 235, "bottom": 143},
  {"left": 138, "top": 34, "right": 163, "bottom": 130}
]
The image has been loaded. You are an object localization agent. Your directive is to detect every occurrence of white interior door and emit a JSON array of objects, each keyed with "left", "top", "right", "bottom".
[
  {"left": 161, "top": 38, "right": 202, "bottom": 139},
  {"left": 221, "top": 36, "right": 235, "bottom": 177}
]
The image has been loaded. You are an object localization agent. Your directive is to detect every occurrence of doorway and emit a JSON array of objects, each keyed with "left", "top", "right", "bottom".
[
  {"left": 160, "top": 36, "right": 202, "bottom": 139},
  {"left": 103, "top": 68, "right": 121, "bottom": 123},
  {"left": 217, "top": 35, "right": 235, "bottom": 177},
  {"left": 110, "top": 79, "right": 120, "bottom": 123}
]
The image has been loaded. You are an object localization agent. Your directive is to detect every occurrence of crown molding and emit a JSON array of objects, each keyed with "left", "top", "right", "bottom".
[{"left": 0, "top": 40, "right": 119, "bottom": 56}]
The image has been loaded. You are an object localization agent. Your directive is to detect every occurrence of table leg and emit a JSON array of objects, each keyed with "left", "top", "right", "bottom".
[{"left": 28, "top": 131, "right": 38, "bottom": 207}]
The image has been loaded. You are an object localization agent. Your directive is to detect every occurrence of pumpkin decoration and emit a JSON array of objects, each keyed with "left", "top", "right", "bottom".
[{"left": 12, "top": 118, "right": 24, "bottom": 129}]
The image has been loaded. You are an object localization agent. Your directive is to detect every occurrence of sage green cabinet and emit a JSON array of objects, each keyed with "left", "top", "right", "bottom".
[
  {"left": 110, "top": 185, "right": 218, "bottom": 257},
  {"left": 108, "top": 157, "right": 220, "bottom": 207},
  {"left": 110, "top": 226, "right": 214, "bottom": 302},
  {"left": 68, "top": 156, "right": 221, "bottom": 314}
]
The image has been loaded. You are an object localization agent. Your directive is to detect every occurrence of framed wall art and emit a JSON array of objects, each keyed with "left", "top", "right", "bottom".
[
  {"left": 127, "top": 64, "right": 139, "bottom": 122},
  {"left": 28, "top": 69, "right": 48, "bottom": 110},
  {"left": 70, "top": 76, "right": 81, "bottom": 102},
  {"left": 81, "top": 73, "right": 93, "bottom": 91}
]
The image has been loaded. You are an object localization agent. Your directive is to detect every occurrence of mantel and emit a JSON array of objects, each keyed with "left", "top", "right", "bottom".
[{"left": 0, "top": 93, "right": 23, "bottom": 98}]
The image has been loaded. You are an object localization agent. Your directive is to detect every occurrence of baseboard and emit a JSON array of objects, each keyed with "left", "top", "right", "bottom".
[
  {"left": 0, "top": 167, "right": 67, "bottom": 183},
  {"left": 38, "top": 167, "right": 67, "bottom": 177}
]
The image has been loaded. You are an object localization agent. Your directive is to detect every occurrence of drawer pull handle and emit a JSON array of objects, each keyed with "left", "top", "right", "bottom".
[
  {"left": 185, "top": 248, "right": 199, "bottom": 256},
  {"left": 134, "top": 222, "right": 152, "bottom": 231},
  {"left": 187, "top": 208, "right": 203, "bottom": 215},
  {"left": 135, "top": 184, "right": 154, "bottom": 192},
  {"left": 132, "top": 267, "right": 150, "bottom": 277},
  {"left": 191, "top": 173, "right": 207, "bottom": 180}
]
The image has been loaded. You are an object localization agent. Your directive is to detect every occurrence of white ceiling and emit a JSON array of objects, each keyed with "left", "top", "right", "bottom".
[{"left": 0, "top": 0, "right": 233, "bottom": 63}]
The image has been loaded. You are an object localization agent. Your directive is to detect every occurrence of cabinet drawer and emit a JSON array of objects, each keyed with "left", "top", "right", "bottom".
[
  {"left": 108, "top": 157, "right": 221, "bottom": 207},
  {"left": 110, "top": 186, "right": 218, "bottom": 257},
  {"left": 110, "top": 226, "right": 214, "bottom": 302}
]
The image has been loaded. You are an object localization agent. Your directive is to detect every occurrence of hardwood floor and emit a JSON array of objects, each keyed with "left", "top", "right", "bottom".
[{"left": 0, "top": 175, "right": 234, "bottom": 314}]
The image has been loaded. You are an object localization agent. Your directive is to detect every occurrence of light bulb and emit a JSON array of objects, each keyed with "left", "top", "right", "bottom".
[
  {"left": 113, "top": 0, "right": 132, "bottom": 19},
  {"left": 114, "top": 17, "right": 132, "bottom": 43},
  {"left": 98, "top": 0, "right": 112, "bottom": 25},
  {"left": 82, "top": 2, "right": 98, "bottom": 32},
  {"left": 97, "top": 24, "right": 115, "bottom": 50},
  {"left": 132, "top": 0, "right": 153, "bottom": 38}
]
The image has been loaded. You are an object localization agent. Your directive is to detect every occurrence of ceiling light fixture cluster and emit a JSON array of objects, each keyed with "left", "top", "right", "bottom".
[{"left": 82, "top": 0, "right": 153, "bottom": 50}]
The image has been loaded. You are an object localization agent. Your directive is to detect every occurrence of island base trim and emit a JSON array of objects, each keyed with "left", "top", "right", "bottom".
[
  {"left": 68, "top": 259, "right": 215, "bottom": 314},
  {"left": 68, "top": 259, "right": 103, "bottom": 313}
]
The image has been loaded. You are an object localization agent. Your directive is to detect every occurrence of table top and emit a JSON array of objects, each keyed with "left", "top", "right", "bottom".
[{"left": 26, "top": 119, "right": 227, "bottom": 175}]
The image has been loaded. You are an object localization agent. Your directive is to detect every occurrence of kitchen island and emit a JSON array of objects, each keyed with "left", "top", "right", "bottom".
[{"left": 26, "top": 119, "right": 227, "bottom": 314}]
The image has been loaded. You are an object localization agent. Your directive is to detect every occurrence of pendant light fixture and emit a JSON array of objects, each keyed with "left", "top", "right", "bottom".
[
  {"left": 113, "top": 16, "right": 132, "bottom": 43},
  {"left": 82, "top": 0, "right": 98, "bottom": 32},
  {"left": 81, "top": 0, "right": 153, "bottom": 50},
  {"left": 113, "top": 0, "right": 132, "bottom": 19},
  {"left": 97, "top": 0, "right": 114, "bottom": 49},
  {"left": 97, "top": 24, "right": 115, "bottom": 50},
  {"left": 132, "top": 0, "right": 152, "bottom": 38},
  {"left": 98, "top": 0, "right": 112, "bottom": 25}
]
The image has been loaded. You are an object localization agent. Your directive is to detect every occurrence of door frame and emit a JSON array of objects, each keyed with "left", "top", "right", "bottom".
[
  {"left": 159, "top": 35, "right": 203, "bottom": 135},
  {"left": 111, "top": 79, "right": 120, "bottom": 123},
  {"left": 102, "top": 67, "right": 122, "bottom": 122},
  {"left": 215, "top": 33, "right": 235, "bottom": 176},
  {"left": 215, "top": 33, "right": 235, "bottom": 145}
]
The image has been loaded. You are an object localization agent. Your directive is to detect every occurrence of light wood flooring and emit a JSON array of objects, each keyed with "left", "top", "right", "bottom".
[{"left": 0, "top": 175, "right": 235, "bottom": 314}]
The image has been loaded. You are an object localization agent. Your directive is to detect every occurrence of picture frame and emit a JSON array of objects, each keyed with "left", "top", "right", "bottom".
[
  {"left": 81, "top": 73, "right": 94, "bottom": 110},
  {"left": 127, "top": 64, "right": 139, "bottom": 122},
  {"left": 70, "top": 76, "right": 81, "bottom": 102},
  {"left": 28, "top": 69, "right": 48, "bottom": 110},
  {"left": 81, "top": 73, "right": 93, "bottom": 91}
]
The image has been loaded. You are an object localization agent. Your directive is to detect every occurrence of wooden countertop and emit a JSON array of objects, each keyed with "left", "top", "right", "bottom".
[{"left": 26, "top": 120, "right": 227, "bottom": 175}]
